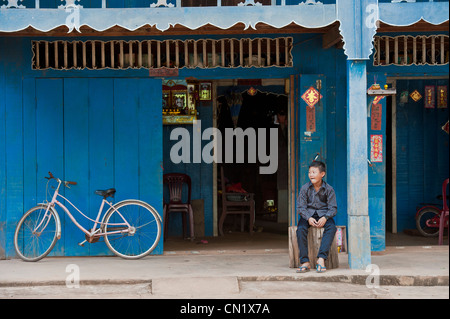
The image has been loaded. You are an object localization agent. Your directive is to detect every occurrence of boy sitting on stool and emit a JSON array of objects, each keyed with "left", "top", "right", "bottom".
[{"left": 296, "top": 161, "right": 337, "bottom": 273}]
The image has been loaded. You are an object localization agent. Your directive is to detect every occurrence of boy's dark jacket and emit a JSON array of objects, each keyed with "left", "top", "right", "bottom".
[{"left": 296, "top": 181, "right": 337, "bottom": 220}]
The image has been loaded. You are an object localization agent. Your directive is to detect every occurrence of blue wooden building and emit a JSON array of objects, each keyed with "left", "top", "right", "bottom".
[{"left": 0, "top": 0, "right": 448, "bottom": 269}]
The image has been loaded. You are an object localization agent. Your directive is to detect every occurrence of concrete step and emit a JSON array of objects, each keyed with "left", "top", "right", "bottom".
[{"left": 151, "top": 276, "right": 240, "bottom": 298}]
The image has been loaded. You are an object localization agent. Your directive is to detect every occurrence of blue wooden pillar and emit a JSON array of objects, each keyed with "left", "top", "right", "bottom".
[
  {"left": 0, "top": 38, "right": 5, "bottom": 259},
  {"left": 338, "top": 0, "right": 378, "bottom": 270},
  {"left": 346, "top": 59, "right": 371, "bottom": 269}
]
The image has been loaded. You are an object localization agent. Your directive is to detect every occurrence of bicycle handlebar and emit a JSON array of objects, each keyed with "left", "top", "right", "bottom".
[
  {"left": 45, "top": 172, "right": 55, "bottom": 180},
  {"left": 45, "top": 171, "right": 77, "bottom": 186}
]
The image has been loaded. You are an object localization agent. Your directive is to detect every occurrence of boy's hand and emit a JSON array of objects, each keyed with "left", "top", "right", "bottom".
[
  {"left": 316, "top": 217, "right": 327, "bottom": 228},
  {"left": 308, "top": 218, "right": 318, "bottom": 227}
]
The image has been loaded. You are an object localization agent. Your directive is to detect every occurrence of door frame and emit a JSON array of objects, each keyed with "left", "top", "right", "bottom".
[{"left": 212, "top": 78, "right": 292, "bottom": 235}]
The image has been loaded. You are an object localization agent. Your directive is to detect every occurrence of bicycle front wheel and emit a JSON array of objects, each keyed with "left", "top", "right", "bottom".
[
  {"left": 103, "top": 200, "right": 162, "bottom": 259},
  {"left": 14, "top": 204, "right": 59, "bottom": 262}
]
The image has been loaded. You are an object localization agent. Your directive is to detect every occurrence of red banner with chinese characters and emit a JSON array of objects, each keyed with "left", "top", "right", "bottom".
[
  {"left": 370, "top": 135, "right": 383, "bottom": 163},
  {"left": 437, "top": 85, "right": 447, "bottom": 109},
  {"left": 306, "top": 106, "right": 316, "bottom": 132},
  {"left": 424, "top": 86, "right": 435, "bottom": 109},
  {"left": 371, "top": 104, "right": 382, "bottom": 131}
]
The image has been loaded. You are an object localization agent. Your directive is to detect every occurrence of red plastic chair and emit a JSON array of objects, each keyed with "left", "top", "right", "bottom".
[
  {"left": 438, "top": 178, "right": 449, "bottom": 245},
  {"left": 163, "top": 173, "right": 194, "bottom": 242}
]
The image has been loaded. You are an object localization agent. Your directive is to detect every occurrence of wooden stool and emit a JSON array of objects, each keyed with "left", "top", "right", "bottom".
[{"left": 289, "top": 226, "right": 339, "bottom": 269}]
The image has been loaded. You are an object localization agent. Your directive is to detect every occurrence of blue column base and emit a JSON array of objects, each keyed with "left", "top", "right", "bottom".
[{"left": 347, "top": 215, "right": 372, "bottom": 269}]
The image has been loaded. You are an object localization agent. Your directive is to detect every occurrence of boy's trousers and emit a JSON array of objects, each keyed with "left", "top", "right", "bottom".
[{"left": 296, "top": 214, "right": 337, "bottom": 264}]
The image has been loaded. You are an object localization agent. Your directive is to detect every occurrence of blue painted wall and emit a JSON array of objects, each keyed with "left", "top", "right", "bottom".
[
  {"left": 9, "top": 76, "right": 164, "bottom": 257},
  {"left": 1, "top": 33, "right": 351, "bottom": 257},
  {"left": 1, "top": 27, "right": 447, "bottom": 257},
  {"left": 0, "top": 36, "right": 164, "bottom": 257}
]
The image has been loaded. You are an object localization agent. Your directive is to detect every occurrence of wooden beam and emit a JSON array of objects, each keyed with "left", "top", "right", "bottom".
[{"left": 322, "top": 25, "right": 342, "bottom": 49}]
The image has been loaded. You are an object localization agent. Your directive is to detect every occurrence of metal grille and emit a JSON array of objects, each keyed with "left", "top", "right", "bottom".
[
  {"left": 373, "top": 35, "right": 449, "bottom": 66},
  {"left": 31, "top": 38, "right": 294, "bottom": 70}
]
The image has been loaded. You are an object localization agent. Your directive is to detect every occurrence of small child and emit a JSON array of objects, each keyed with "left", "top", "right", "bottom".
[{"left": 296, "top": 161, "right": 337, "bottom": 273}]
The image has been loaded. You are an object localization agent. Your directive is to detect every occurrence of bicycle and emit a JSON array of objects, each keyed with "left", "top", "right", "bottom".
[
  {"left": 415, "top": 178, "right": 449, "bottom": 238},
  {"left": 14, "top": 172, "right": 162, "bottom": 262}
]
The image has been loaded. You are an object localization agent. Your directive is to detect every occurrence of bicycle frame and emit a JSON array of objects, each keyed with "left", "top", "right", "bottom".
[{"left": 34, "top": 178, "right": 131, "bottom": 240}]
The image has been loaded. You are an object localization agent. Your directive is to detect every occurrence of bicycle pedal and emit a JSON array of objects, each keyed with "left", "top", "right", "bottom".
[{"left": 78, "top": 239, "right": 87, "bottom": 247}]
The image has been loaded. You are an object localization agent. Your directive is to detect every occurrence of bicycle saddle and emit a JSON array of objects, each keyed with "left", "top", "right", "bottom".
[{"left": 95, "top": 188, "right": 116, "bottom": 199}]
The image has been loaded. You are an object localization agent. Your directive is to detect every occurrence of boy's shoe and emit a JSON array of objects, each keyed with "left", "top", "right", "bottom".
[
  {"left": 316, "top": 263, "right": 327, "bottom": 273},
  {"left": 296, "top": 263, "right": 311, "bottom": 273}
]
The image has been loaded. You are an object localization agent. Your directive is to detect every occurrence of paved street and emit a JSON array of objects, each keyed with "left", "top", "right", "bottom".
[
  {"left": 1, "top": 245, "right": 448, "bottom": 302},
  {"left": 0, "top": 281, "right": 448, "bottom": 299}
]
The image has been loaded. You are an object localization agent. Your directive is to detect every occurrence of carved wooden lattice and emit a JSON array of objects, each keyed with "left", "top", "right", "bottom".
[
  {"left": 373, "top": 34, "right": 449, "bottom": 66},
  {"left": 31, "top": 37, "right": 294, "bottom": 70}
]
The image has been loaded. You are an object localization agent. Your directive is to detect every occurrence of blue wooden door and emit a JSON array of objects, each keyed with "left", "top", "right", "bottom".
[
  {"left": 395, "top": 79, "right": 449, "bottom": 232},
  {"left": 294, "top": 74, "right": 327, "bottom": 225},
  {"left": 25, "top": 78, "right": 163, "bottom": 257}
]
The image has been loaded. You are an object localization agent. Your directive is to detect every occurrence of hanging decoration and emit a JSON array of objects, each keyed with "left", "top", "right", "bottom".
[
  {"left": 302, "top": 86, "right": 322, "bottom": 133},
  {"left": 410, "top": 89, "right": 422, "bottom": 102},
  {"left": 399, "top": 91, "right": 409, "bottom": 104},
  {"left": 442, "top": 120, "right": 449, "bottom": 135},
  {"left": 370, "top": 135, "right": 383, "bottom": 163},
  {"left": 424, "top": 85, "right": 436, "bottom": 109},
  {"left": 437, "top": 85, "right": 448, "bottom": 109},
  {"left": 247, "top": 87, "right": 257, "bottom": 96},
  {"left": 301, "top": 86, "right": 322, "bottom": 108},
  {"left": 227, "top": 89, "right": 243, "bottom": 128},
  {"left": 199, "top": 82, "right": 212, "bottom": 101},
  {"left": 306, "top": 107, "right": 316, "bottom": 132},
  {"left": 371, "top": 104, "right": 382, "bottom": 131},
  {"left": 372, "top": 95, "right": 385, "bottom": 106}
]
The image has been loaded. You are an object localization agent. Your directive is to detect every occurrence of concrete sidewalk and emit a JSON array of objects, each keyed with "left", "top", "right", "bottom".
[{"left": 0, "top": 245, "right": 448, "bottom": 292}]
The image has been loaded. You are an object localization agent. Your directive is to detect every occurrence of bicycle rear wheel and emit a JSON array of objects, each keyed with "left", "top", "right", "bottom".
[
  {"left": 14, "top": 204, "right": 59, "bottom": 262},
  {"left": 103, "top": 200, "right": 162, "bottom": 259},
  {"left": 416, "top": 208, "right": 441, "bottom": 237}
]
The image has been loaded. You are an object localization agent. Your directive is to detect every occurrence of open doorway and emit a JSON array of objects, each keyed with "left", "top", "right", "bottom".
[
  {"left": 386, "top": 77, "right": 449, "bottom": 246},
  {"left": 216, "top": 80, "right": 289, "bottom": 239},
  {"left": 162, "top": 79, "right": 290, "bottom": 253}
]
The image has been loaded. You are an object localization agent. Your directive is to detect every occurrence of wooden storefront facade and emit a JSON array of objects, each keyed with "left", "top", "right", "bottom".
[{"left": 0, "top": 0, "right": 448, "bottom": 268}]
